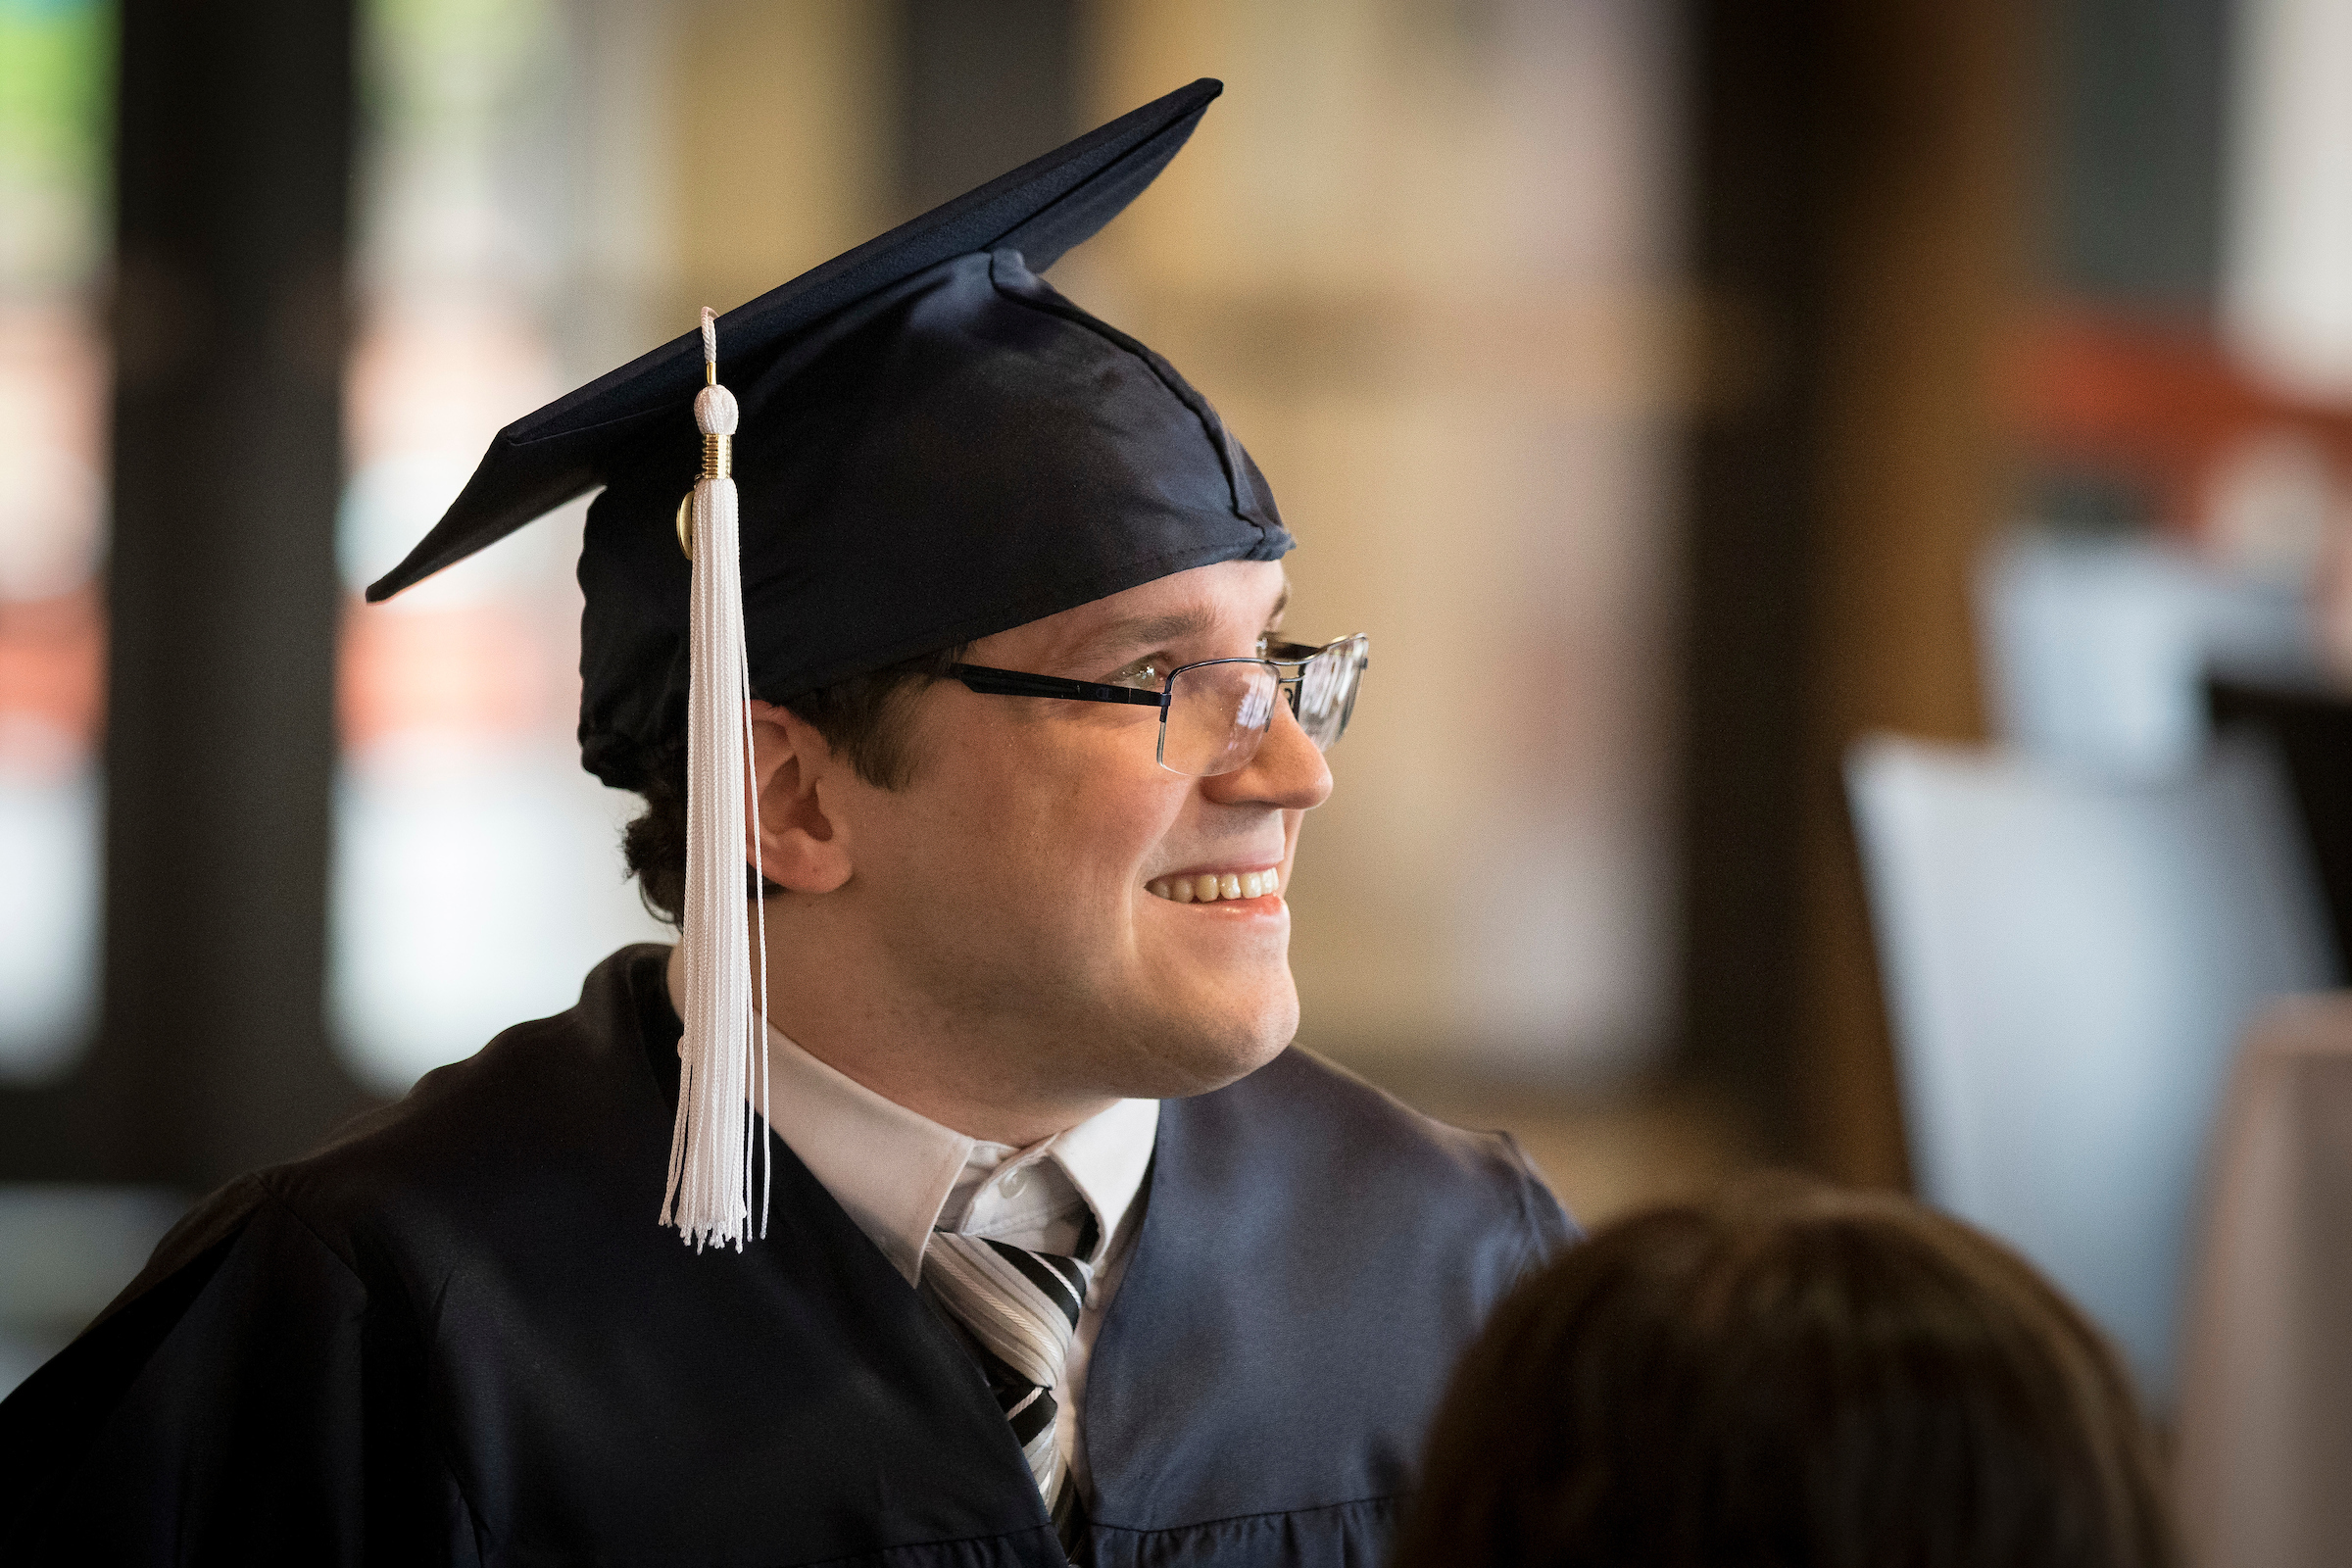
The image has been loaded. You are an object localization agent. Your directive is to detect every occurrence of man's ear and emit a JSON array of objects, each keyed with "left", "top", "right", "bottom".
[{"left": 745, "top": 700, "right": 854, "bottom": 894}]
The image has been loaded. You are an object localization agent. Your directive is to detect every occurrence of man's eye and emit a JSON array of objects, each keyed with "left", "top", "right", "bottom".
[{"left": 1106, "top": 660, "right": 1162, "bottom": 690}]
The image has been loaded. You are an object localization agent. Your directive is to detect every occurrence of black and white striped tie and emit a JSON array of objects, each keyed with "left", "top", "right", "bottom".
[{"left": 924, "top": 1233, "right": 1094, "bottom": 1515}]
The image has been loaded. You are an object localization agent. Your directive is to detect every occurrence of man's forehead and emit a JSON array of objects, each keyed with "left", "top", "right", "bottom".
[{"left": 1021, "top": 564, "right": 1291, "bottom": 662}]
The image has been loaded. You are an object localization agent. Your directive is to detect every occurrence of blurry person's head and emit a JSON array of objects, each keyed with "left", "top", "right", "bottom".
[{"left": 1393, "top": 1176, "right": 2178, "bottom": 1568}]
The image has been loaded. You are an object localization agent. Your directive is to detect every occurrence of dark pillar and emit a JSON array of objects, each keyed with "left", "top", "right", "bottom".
[
  {"left": 1678, "top": 0, "right": 2025, "bottom": 1186},
  {"left": 1675, "top": 0, "right": 1829, "bottom": 1152},
  {"left": 0, "top": 0, "right": 369, "bottom": 1184}
]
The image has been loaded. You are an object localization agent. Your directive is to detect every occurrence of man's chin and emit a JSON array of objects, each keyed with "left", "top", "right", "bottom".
[{"left": 1098, "top": 986, "right": 1298, "bottom": 1101}]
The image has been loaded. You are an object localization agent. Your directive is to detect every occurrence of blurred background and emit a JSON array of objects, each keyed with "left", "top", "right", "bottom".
[{"left": 4, "top": 0, "right": 2351, "bottom": 1466}]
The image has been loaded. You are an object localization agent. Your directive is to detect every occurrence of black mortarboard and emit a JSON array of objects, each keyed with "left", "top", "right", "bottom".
[
  {"left": 363, "top": 79, "right": 1292, "bottom": 1250},
  {"left": 367, "top": 75, "right": 1290, "bottom": 793}
]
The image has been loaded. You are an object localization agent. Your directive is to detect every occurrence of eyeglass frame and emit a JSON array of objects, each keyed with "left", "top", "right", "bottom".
[{"left": 947, "top": 634, "right": 1370, "bottom": 776}]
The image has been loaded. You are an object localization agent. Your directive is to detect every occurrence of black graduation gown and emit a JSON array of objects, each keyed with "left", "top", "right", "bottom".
[{"left": 0, "top": 946, "right": 1572, "bottom": 1566}]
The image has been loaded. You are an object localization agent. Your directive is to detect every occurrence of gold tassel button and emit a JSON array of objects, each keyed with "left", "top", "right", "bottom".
[{"left": 676, "top": 436, "right": 731, "bottom": 559}]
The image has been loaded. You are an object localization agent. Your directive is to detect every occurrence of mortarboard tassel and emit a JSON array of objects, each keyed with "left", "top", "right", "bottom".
[{"left": 661, "top": 308, "right": 770, "bottom": 1250}]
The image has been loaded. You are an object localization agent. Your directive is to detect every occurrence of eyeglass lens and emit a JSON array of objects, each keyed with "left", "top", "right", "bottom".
[
  {"left": 1161, "top": 662, "right": 1279, "bottom": 777},
  {"left": 1158, "top": 635, "right": 1367, "bottom": 778},
  {"left": 1293, "top": 634, "right": 1366, "bottom": 750}
]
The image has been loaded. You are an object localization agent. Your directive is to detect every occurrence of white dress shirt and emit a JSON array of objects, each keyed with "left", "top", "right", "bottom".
[{"left": 760, "top": 1023, "right": 1158, "bottom": 1487}]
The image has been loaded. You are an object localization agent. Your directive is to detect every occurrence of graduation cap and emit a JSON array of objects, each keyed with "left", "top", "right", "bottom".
[{"left": 366, "top": 79, "right": 1292, "bottom": 1250}]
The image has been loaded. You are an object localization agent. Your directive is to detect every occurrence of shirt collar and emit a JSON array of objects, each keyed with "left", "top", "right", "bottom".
[
  {"left": 1047, "top": 1095, "right": 1159, "bottom": 1261},
  {"left": 760, "top": 1023, "right": 1158, "bottom": 1286}
]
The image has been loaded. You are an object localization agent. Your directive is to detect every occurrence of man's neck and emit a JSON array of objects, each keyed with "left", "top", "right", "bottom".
[{"left": 662, "top": 938, "right": 1115, "bottom": 1148}]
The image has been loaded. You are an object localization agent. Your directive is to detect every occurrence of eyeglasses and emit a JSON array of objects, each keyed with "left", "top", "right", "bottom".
[{"left": 950, "top": 633, "right": 1370, "bottom": 778}]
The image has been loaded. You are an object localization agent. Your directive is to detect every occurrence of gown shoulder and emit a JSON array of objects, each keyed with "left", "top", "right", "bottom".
[
  {"left": 0, "top": 944, "right": 676, "bottom": 1563},
  {"left": 0, "top": 1173, "right": 479, "bottom": 1562},
  {"left": 1213, "top": 1044, "right": 1578, "bottom": 1258}
]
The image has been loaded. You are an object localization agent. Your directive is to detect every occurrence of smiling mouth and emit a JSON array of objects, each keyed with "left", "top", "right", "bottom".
[{"left": 1146, "top": 868, "right": 1281, "bottom": 905}]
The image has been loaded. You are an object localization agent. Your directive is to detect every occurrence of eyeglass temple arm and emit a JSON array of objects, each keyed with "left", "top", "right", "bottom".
[{"left": 949, "top": 663, "right": 1170, "bottom": 710}]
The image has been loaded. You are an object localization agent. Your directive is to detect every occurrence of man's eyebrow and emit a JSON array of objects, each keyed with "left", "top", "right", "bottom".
[
  {"left": 1064, "top": 609, "right": 1220, "bottom": 667},
  {"left": 1062, "top": 579, "right": 1293, "bottom": 667}
]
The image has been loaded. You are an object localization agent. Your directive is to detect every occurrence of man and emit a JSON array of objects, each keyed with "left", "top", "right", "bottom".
[{"left": 0, "top": 81, "right": 1570, "bottom": 1566}]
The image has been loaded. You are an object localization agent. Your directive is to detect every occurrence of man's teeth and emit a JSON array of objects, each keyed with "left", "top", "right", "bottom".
[{"left": 1146, "top": 868, "right": 1280, "bottom": 904}]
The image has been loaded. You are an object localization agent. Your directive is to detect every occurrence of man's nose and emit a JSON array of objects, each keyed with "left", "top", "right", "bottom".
[{"left": 1203, "top": 696, "right": 1333, "bottom": 809}]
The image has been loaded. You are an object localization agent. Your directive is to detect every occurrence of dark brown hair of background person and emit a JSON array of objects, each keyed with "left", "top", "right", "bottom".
[
  {"left": 621, "top": 644, "right": 966, "bottom": 923},
  {"left": 1391, "top": 1177, "right": 2180, "bottom": 1568}
]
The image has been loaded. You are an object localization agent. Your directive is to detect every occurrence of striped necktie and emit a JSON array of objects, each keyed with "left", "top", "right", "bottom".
[{"left": 924, "top": 1232, "right": 1095, "bottom": 1521}]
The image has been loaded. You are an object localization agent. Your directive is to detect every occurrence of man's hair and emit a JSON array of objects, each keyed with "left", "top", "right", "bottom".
[
  {"left": 620, "top": 645, "right": 965, "bottom": 925},
  {"left": 1391, "top": 1176, "right": 2179, "bottom": 1568}
]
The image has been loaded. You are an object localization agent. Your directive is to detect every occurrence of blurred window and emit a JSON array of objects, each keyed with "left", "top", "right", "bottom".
[
  {"left": 332, "top": 0, "right": 670, "bottom": 1093},
  {"left": 0, "top": 0, "right": 109, "bottom": 1082},
  {"left": 2226, "top": 0, "right": 2352, "bottom": 402}
]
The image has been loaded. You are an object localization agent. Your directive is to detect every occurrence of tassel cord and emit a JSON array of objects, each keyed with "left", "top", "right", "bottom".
[{"left": 661, "top": 307, "right": 763, "bottom": 1251}]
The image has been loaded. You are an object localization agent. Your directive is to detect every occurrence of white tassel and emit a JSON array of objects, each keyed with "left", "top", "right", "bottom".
[{"left": 661, "top": 307, "right": 769, "bottom": 1250}]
